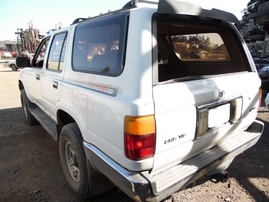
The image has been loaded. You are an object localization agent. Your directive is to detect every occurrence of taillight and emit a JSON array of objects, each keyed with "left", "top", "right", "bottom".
[
  {"left": 258, "top": 88, "right": 262, "bottom": 111},
  {"left": 124, "top": 115, "right": 156, "bottom": 160}
]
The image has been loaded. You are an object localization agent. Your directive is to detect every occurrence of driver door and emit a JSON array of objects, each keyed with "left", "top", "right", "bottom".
[{"left": 22, "top": 37, "right": 51, "bottom": 107}]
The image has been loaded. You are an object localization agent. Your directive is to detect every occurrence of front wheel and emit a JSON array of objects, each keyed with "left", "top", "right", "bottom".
[
  {"left": 20, "top": 89, "right": 38, "bottom": 125},
  {"left": 10, "top": 64, "right": 17, "bottom": 71}
]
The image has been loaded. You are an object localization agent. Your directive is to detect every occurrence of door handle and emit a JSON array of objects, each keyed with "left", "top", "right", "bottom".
[
  {"left": 36, "top": 74, "right": 40, "bottom": 80},
  {"left": 53, "top": 81, "right": 58, "bottom": 89}
]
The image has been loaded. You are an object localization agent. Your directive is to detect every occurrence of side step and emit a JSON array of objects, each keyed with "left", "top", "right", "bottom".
[{"left": 29, "top": 105, "right": 57, "bottom": 141}]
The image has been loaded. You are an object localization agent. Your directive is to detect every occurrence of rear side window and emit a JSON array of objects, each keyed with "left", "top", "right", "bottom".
[{"left": 72, "top": 13, "right": 128, "bottom": 76}]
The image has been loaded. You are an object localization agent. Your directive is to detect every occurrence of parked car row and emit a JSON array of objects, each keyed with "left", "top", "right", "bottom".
[{"left": 0, "top": 51, "right": 18, "bottom": 58}]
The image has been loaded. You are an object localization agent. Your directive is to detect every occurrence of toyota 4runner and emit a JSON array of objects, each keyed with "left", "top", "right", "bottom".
[{"left": 17, "top": 0, "right": 264, "bottom": 201}]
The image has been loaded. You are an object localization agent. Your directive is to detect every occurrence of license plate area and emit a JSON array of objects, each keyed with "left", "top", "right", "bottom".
[
  {"left": 208, "top": 103, "right": 230, "bottom": 128},
  {"left": 196, "top": 97, "right": 242, "bottom": 138}
]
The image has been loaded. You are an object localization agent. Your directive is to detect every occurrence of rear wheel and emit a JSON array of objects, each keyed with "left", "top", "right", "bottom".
[
  {"left": 20, "top": 89, "right": 38, "bottom": 125},
  {"left": 59, "top": 123, "right": 113, "bottom": 200}
]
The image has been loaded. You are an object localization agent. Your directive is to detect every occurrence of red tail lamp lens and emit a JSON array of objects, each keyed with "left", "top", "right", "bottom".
[
  {"left": 125, "top": 133, "right": 155, "bottom": 160},
  {"left": 124, "top": 115, "right": 156, "bottom": 160}
]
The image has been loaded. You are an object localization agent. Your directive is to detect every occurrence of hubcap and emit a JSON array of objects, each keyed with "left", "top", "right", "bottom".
[{"left": 65, "top": 141, "right": 80, "bottom": 183}]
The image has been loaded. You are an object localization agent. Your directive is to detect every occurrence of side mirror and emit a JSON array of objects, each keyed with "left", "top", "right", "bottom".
[{"left": 16, "top": 57, "right": 30, "bottom": 68}]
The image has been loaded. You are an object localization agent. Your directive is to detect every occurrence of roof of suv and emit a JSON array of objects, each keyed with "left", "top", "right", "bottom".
[{"left": 69, "top": 0, "right": 239, "bottom": 27}]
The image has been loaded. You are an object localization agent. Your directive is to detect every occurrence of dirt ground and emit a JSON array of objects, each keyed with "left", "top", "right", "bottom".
[{"left": 0, "top": 63, "right": 268, "bottom": 202}]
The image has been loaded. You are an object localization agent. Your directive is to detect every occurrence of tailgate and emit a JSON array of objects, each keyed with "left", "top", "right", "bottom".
[{"left": 151, "top": 72, "right": 261, "bottom": 174}]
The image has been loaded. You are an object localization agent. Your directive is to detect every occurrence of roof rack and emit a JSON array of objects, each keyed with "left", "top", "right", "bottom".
[
  {"left": 70, "top": 1, "right": 239, "bottom": 27},
  {"left": 71, "top": 18, "right": 88, "bottom": 25},
  {"left": 122, "top": 0, "right": 136, "bottom": 8},
  {"left": 122, "top": 0, "right": 157, "bottom": 9}
]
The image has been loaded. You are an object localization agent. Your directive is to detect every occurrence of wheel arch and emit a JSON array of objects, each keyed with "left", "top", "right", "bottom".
[
  {"left": 59, "top": 122, "right": 114, "bottom": 199},
  {"left": 19, "top": 80, "right": 24, "bottom": 91},
  {"left": 56, "top": 109, "right": 77, "bottom": 141}
]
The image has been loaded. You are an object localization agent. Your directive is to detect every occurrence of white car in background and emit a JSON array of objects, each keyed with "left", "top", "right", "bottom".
[
  {"left": 4, "top": 53, "right": 34, "bottom": 71},
  {"left": 4, "top": 60, "right": 18, "bottom": 71},
  {"left": 1, "top": 52, "right": 12, "bottom": 58}
]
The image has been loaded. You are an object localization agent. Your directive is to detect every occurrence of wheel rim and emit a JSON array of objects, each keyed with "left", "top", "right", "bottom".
[{"left": 65, "top": 141, "right": 80, "bottom": 183}]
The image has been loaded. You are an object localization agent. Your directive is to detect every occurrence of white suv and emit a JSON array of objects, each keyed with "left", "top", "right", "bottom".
[{"left": 17, "top": 0, "right": 264, "bottom": 201}]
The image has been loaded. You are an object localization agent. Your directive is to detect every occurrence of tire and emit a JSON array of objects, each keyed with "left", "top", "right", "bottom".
[
  {"left": 20, "top": 89, "right": 39, "bottom": 125},
  {"left": 10, "top": 64, "right": 17, "bottom": 71},
  {"left": 59, "top": 123, "right": 112, "bottom": 200}
]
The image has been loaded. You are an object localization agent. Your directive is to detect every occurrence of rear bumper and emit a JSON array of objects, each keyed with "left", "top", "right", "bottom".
[{"left": 83, "top": 120, "right": 264, "bottom": 202}]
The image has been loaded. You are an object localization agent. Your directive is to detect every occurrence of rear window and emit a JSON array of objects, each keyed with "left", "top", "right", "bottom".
[
  {"left": 156, "top": 14, "right": 249, "bottom": 82},
  {"left": 72, "top": 13, "right": 128, "bottom": 76},
  {"left": 171, "top": 33, "right": 230, "bottom": 62}
]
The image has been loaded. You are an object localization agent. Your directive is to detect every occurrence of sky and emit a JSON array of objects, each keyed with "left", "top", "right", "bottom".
[{"left": 0, "top": 0, "right": 250, "bottom": 41}]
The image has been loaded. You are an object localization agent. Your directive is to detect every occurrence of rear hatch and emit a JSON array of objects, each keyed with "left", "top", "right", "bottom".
[{"left": 151, "top": 11, "right": 261, "bottom": 174}]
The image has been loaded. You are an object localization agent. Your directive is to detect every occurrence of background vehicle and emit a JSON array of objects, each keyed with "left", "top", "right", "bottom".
[
  {"left": 1, "top": 52, "right": 12, "bottom": 58},
  {"left": 4, "top": 60, "right": 18, "bottom": 71},
  {"left": 258, "top": 65, "right": 269, "bottom": 92},
  {"left": 6, "top": 53, "right": 34, "bottom": 71}
]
